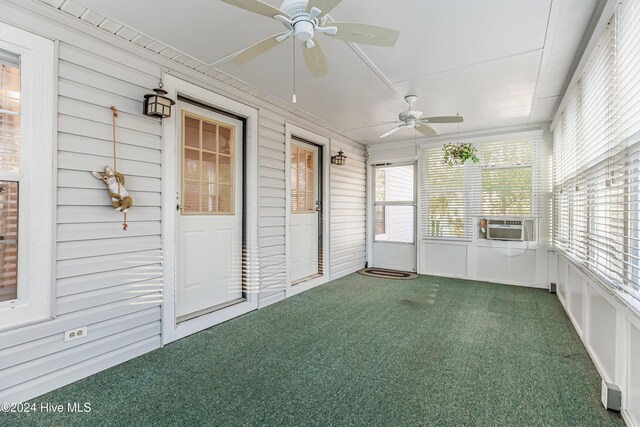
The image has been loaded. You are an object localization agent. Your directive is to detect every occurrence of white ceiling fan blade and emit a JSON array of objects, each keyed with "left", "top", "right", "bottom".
[
  {"left": 347, "top": 121, "right": 402, "bottom": 131},
  {"left": 380, "top": 125, "right": 406, "bottom": 138},
  {"left": 306, "top": 0, "right": 343, "bottom": 18},
  {"left": 302, "top": 39, "right": 328, "bottom": 78},
  {"left": 326, "top": 22, "right": 400, "bottom": 47},
  {"left": 423, "top": 115, "right": 464, "bottom": 124},
  {"left": 416, "top": 124, "right": 439, "bottom": 137},
  {"left": 229, "top": 32, "right": 288, "bottom": 64},
  {"left": 219, "top": 0, "right": 289, "bottom": 19}
]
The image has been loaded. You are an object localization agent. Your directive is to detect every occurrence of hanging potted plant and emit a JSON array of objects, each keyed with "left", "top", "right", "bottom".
[{"left": 442, "top": 142, "right": 479, "bottom": 166}]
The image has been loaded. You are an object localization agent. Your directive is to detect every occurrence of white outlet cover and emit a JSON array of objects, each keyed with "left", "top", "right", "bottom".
[{"left": 64, "top": 326, "right": 88, "bottom": 342}]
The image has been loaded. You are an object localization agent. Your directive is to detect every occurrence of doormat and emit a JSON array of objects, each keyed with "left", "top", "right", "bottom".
[{"left": 358, "top": 268, "right": 418, "bottom": 280}]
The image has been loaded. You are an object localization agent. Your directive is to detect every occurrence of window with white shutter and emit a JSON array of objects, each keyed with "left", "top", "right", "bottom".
[{"left": 552, "top": 4, "right": 640, "bottom": 303}]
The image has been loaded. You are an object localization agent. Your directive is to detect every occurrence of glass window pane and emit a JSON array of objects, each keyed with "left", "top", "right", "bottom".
[
  {"left": 297, "top": 148, "right": 306, "bottom": 212},
  {"left": 202, "top": 121, "right": 216, "bottom": 152},
  {"left": 202, "top": 152, "right": 217, "bottom": 183},
  {"left": 0, "top": 56, "right": 20, "bottom": 114},
  {"left": 219, "top": 126, "right": 231, "bottom": 155},
  {"left": 0, "top": 54, "right": 20, "bottom": 172},
  {"left": 291, "top": 145, "right": 298, "bottom": 213},
  {"left": 0, "top": 181, "right": 17, "bottom": 302},
  {"left": 183, "top": 180, "right": 200, "bottom": 212},
  {"left": 0, "top": 114, "right": 19, "bottom": 172},
  {"left": 219, "top": 184, "right": 232, "bottom": 213},
  {"left": 184, "top": 148, "right": 200, "bottom": 181},
  {"left": 219, "top": 155, "right": 231, "bottom": 184},
  {"left": 201, "top": 183, "right": 216, "bottom": 213},
  {"left": 184, "top": 116, "right": 199, "bottom": 148},
  {"left": 291, "top": 143, "right": 317, "bottom": 213}
]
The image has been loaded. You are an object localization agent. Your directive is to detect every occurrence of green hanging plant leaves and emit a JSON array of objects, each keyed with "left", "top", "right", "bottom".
[{"left": 442, "top": 142, "right": 479, "bottom": 166}]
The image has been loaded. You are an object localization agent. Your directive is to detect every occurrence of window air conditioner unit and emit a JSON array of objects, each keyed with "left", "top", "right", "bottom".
[{"left": 486, "top": 219, "right": 524, "bottom": 241}]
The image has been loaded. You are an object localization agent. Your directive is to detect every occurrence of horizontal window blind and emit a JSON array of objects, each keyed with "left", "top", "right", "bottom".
[
  {"left": 478, "top": 138, "right": 540, "bottom": 217},
  {"left": 553, "top": 4, "right": 640, "bottom": 302},
  {"left": 617, "top": 0, "right": 640, "bottom": 144},
  {"left": 422, "top": 147, "right": 470, "bottom": 240},
  {"left": 422, "top": 135, "right": 541, "bottom": 241}
]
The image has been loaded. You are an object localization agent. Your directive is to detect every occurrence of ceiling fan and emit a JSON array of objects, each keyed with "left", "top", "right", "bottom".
[
  {"left": 375, "top": 95, "right": 463, "bottom": 138},
  {"left": 219, "top": 0, "right": 400, "bottom": 78}
]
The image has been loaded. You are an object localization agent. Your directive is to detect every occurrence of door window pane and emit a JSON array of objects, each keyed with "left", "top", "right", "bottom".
[
  {"left": 181, "top": 112, "right": 234, "bottom": 215},
  {"left": 291, "top": 143, "right": 316, "bottom": 213},
  {"left": 202, "top": 121, "right": 216, "bottom": 152}
]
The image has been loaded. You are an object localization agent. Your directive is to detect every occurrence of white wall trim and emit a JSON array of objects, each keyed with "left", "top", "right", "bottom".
[
  {"left": 552, "top": 250, "right": 640, "bottom": 426},
  {"left": 161, "top": 74, "right": 259, "bottom": 345},
  {"left": 0, "top": 21, "right": 56, "bottom": 330},
  {"left": 284, "top": 122, "right": 331, "bottom": 298}
]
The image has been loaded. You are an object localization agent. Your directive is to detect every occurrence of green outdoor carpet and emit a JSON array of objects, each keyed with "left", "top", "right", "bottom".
[{"left": 4, "top": 274, "right": 625, "bottom": 426}]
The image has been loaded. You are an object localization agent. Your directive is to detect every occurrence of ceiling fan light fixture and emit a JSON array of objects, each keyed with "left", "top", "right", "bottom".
[{"left": 293, "top": 19, "right": 315, "bottom": 41}]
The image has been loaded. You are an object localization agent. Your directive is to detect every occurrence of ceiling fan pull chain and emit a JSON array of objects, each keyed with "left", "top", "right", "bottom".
[{"left": 292, "top": 36, "right": 297, "bottom": 104}]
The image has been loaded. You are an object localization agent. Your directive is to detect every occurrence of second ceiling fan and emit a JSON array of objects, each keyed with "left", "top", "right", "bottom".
[
  {"left": 219, "top": 0, "right": 400, "bottom": 77},
  {"left": 377, "top": 95, "right": 463, "bottom": 138}
]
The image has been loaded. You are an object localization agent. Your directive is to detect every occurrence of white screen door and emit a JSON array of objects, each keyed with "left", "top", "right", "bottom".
[
  {"left": 372, "top": 164, "right": 416, "bottom": 272},
  {"left": 176, "top": 102, "right": 244, "bottom": 321},
  {"left": 290, "top": 140, "right": 321, "bottom": 284}
]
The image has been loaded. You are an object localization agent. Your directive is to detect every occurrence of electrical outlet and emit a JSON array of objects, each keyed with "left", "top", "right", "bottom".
[{"left": 64, "top": 326, "right": 88, "bottom": 342}]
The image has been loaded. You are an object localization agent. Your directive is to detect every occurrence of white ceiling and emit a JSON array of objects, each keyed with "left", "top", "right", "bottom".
[{"left": 75, "top": 0, "right": 600, "bottom": 144}]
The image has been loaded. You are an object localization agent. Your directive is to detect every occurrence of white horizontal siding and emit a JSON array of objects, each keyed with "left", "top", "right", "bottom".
[
  {"left": 330, "top": 141, "right": 367, "bottom": 279},
  {"left": 0, "top": 38, "right": 163, "bottom": 403},
  {"left": 0, "top": 0, "right": 366, "bottom": 404},
  {"left": 258, "top": 110, "right": 287, "bottom": 298}
]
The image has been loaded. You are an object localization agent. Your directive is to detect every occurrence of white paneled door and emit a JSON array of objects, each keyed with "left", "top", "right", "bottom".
[
  {"left": 372, "top": 164, "right": 416, "bottom": 272},
  {"left": 176, "top": 102, "right": 243, "bottom": 320},
  {"left": 290, "top": 140, "right": 321, "bottom": 284}
]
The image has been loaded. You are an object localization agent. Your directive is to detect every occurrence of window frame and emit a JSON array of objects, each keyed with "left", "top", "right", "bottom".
[{"left": 0, "top": 22, "right": 55, "bottom": 330}]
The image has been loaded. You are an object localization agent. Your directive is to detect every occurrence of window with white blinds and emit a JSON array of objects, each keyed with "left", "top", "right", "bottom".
[
  {"left": 422, "top": 135, "right": 540, "bottom": 241},
  {"left": 552, "top": 2, "right": 640, "bottom": 302},
  {"left": 422, "top": 147, "right": 469, "bottom": 240}
]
